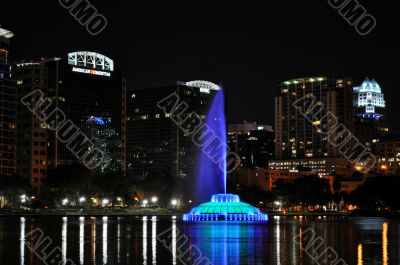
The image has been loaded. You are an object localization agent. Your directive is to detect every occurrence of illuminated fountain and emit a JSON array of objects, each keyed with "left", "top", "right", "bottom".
[{"left": 183, "top": 81, "right": 268, "bottom": 222}]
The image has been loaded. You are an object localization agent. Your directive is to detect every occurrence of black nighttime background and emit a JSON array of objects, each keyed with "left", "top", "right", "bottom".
[
  {"left": 3, "top": 2, "right": 400, "bottom": 265},
  {"left": 2, "top": 1, "right": 400, "bottom": 130}
]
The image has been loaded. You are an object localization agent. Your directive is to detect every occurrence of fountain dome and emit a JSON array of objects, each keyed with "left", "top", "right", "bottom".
[{"left": 183, "top": 194, "right": 268, "bottom": 222}]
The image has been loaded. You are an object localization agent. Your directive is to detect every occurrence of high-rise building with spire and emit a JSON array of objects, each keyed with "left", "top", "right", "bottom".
[{"left": 353, "top": 78, "right": 389, "bottom": 150}]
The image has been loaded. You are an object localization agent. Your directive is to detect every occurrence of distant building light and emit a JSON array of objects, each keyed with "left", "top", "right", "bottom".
[
  {"left": 186, "top": 80, "right": 220, "bottom": 91},
  {"left": 200, "top": 87, "right": 210, "bottom": 94},
  {"left": 72, "top": 67, "right": 111, "bottom": 77},
  {"left": 68, "top": 51, "right": 114, "bottom": 71}
]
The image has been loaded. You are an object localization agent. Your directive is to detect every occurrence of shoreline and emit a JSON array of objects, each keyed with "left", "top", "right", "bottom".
[{"left": 0, "top": 209, "right": 398, "bottom": 218}]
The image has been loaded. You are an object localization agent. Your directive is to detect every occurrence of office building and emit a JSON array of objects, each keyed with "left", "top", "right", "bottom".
[
  {"left": 124, "top": 80, "right": 221, "bottom": 180},
  {"left": 373, "top": 133, "right": 400, "bottom": 176},
  {"left": 14, "top": 61, "right": 48, "bottom": 187},
  {"left": 353, "top": 78, "right": 389, "bottom": 150},
  {"left": 15, "top": 51, "right": 125, "bottom": 186},
  {"left": 228, "top": 122, "right": 274, "bottom": 168},
  {"left": 235, "top": 168, "right": 334, "bottom": 192},
  {"left": 275, "top": 76, "right": 354, "bottom": 160},
  {"left": 0, "top": 27, "right": 16, "bottom": 176},
  {"left": 268, "top": 157, "right": 350, "bottom": 176}
]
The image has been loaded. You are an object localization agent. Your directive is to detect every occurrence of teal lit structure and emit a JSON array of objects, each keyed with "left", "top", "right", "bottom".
[{"left": 183, "top": 194, "right": 268, "bottom": 222}]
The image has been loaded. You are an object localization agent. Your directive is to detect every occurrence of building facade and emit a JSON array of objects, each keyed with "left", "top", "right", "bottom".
[
  {"left": 275, "top": 76, "right": 354, "bottom": 160},
  {"left": 228, "top": 123, "right": 274, "bottom": 169},
  {"left": 268, "top": 157, "right": 350, "bottom": 176},
  {"left": 373, "top": 134, "right": 400, "bottom": 176},
  {"left": 15, "top": 51, "right": 125, "bottom": 186},
  {"left": 14, "top": 62, "right": 48, "bottom": 187},
  {"left": 353, "top": 78, "right": 389, "bottom": 150},
  {"left": 124, "top": 81, "right": 221, "bottom": 180},
  {"left": 235, "top": 168, "right": 334, "bottom": 192},
  {"left": 0, "top": 27, "right": 16, "bottom": 176}
]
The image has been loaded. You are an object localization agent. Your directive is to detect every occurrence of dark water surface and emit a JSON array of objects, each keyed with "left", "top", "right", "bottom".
[{"left": 0, "top": 215, "right": 399, "bottom": 264}]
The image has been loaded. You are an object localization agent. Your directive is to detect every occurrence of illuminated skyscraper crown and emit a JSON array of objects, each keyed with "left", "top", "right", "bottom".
[{"left": 354, "top": 78, "right": 385, "bottom": 115}]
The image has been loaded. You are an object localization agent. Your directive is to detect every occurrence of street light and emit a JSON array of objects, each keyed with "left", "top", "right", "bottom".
[
  {"left": 171, "top": 199, "right": 178, "bottom": 206},
  {"left": 142, "top": 199, "right": 148, "bottom": 206},
  {"left": 79, "top": 197, "right": 86, "bottom": 203},
  {"left": 62, "top": 199, "right": 69, "bottom": 206},
  {"left": 20, "top": 194, "right": 27, "bottom": 204},
  {"left": 151, "top": 197, "right": 158, "bottom": 203},
  {"left": 102, "top": 199, "right": 109, "bottom": 207}
]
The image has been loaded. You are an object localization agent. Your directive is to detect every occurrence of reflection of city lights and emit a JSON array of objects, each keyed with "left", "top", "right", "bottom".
[
  {"left": 357, "top": 244, "right": 363, "bottom": 265},
  {"left": 383, "top": 223, "right": 388, "bottom": 265}
]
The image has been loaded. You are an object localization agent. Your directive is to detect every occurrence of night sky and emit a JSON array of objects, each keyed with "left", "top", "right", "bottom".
[{"left": 2, "top": 1, "right": 399, "bottom": 130}]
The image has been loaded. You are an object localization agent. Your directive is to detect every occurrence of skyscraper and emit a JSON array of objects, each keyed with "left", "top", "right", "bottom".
[
  {"left": 15, "top": 61, "right": 48, "bottom": 187},
  {"left": 15, "top": 51, "right": 125, "bottom": 187},
  {"left": 274, "top": 76, "right": 353, "bottom": 170},
  {"left": 353, "top": 78, "right": 389, "bottom": 150},
  {"left": 0, "top": 27, "right": 16, "bottom": 176},
  {"left": 45, "top": 52, "right": 125, "bottom": 173},
  {"left": 124, "top": 81, "right": 221, "bottom": 182}
]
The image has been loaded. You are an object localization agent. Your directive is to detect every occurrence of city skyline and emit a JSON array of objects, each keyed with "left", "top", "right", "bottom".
[
  {"left": 1, "top": 1, "right": 399, "bottom": 131},
  {"left": 1, "top": 3, "right": 400, "bottom": 265}
]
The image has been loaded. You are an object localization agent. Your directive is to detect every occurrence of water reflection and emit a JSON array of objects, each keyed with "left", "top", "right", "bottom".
[
  {"left": 358, "top": 244, "right": 363, "bottom": 265},
  {"left": 62, "top": 217, "right": 67, "bottom": 264},
  {"left": 10, "top": 216, "right": 400, "bottom": 265},
  {"left": 142, "top": 216, "right": 147, "bottom": 265},
  {"left": 383, "top": 223, "right": 388, "bottom": 265},
  {"left": 184, "top": 221, "right": 268, "bottom": 264},
  {"left": 102, "top": 217, "right": 108, "bottom": 265},
  {"left": 117, "top": 218, "right": 121, "bottom": 264},
  {"left": 20, "top": 217, "right": 25, "bottom": 265},
  {"left": 275, "top": 216, "right": 281, "bottom": 265},
  {"left": 152, "top": 216, "right": 157, "bottom": 265},
  {"left": 91, "top": 218, "right": 96, "bottom": 265},
  {"left": 79, "top": 217, "right": 84, "bottom": 265},
  {"left": 172, "top": 219, "right": 177, "bottom": 265}
]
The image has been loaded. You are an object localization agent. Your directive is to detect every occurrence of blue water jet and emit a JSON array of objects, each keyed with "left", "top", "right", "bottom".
[
  {"left": 195, "top": 89, "right": 227, "bottom": 202},
  {"left": 186, "top": 83, "right": 268, "bottom": 223}
]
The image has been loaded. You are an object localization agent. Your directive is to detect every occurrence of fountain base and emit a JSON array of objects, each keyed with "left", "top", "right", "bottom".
[{"left": 183, "top": 194, "right": 268, "bottom": 222}]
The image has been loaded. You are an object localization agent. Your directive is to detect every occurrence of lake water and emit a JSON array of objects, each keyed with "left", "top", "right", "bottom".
[{"left": 0, "top": 215, "right": 399, "bottom": 264}]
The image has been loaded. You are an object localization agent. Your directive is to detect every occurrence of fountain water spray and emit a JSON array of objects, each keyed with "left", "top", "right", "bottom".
[{"left": 185, "top": 81, "right": 268, "bottom": 222}]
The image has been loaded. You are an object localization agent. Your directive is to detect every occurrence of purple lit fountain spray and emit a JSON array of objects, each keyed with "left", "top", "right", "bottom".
[{"left": 184, "top": 81, "right": 268, "bottom": 222}]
